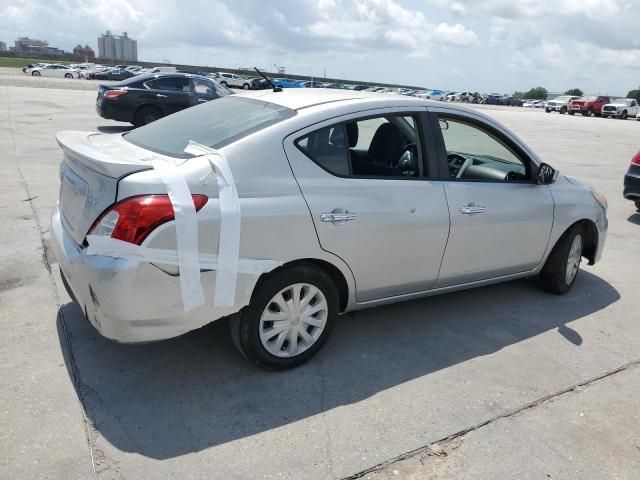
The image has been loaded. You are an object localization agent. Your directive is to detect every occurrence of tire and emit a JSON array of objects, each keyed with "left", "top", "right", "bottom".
[
  {"left": 560, "top": 106, "right": 567, "bottom": 114},
  {"left": 220, "top": 81, "right": 228, "bottom": 87},
  {"left": 133, "top": 105, "right": 162, "bottom": 127},
  {"left": 242, "top": 83, "right": 249, "bottom": 90},
  {"left": 635, "top": 200, "right": 640, "bottom": 211},
  {"left": 539, "top": 224, "right": 585, "bottom": 295},
  {"left": 229, "top": 264, "right": 339, "bottom": 370},
  {"left": 568, "top": 111, "right": 575, "bottom": 115},
  {"left": 545, "top": 108, "right": 551, "bottom": 113},
  {"left": 65, "top": 73, "right": 73, "bottom": 79},
  {"left": 32, "top": 71, "right": 40, "bottom": 76},
  {"left": 621, "top": 110, "right": 628, "bottom": 120},
  {"left": 582, "top": 110, "right": 591, "bottom": 117}
]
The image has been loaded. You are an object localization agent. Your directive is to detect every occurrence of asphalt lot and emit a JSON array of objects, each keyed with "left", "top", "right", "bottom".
[{"left": 1, "top": 76, "right": 640, "bottom": 480}]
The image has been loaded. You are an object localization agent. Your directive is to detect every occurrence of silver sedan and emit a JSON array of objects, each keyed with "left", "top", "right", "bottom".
[{"left": 51, "top": 90, "right": 608, "bottom": 369}]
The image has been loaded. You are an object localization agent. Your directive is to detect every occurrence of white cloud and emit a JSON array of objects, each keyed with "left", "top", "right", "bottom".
[{"left": 433, "top": 23, "right": 478, "bottom": 46}]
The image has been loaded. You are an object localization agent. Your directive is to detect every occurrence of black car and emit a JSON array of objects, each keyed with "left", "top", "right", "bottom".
[
  {"left": 623, "top": 151, "right": 640, "bottom": 211},
  {"left": 248, "top": 77, "right": 271, "bottom": 90},
  {"left": 96, "top": 73, "right": 232, "bottom": 127}
]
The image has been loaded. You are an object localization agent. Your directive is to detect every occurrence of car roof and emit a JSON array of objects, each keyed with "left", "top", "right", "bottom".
[{"left": 237, "top": 88, "right": 453, "bottom": 111}]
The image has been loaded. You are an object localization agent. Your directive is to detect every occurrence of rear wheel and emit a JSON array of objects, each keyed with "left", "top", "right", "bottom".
[
  {"left": 582, "top": 110, "right": 591, "bottom": 117},
  {"left": 133, "top": 105, "right": 162, "bottom": 127},
  {"left": 242, "top": 83, "right": 250, "bottom": 90},
  {"left": 539, "top": 225, "right": 584, "bottom": 295},
  {"left": 229, "top": 265, "right": 338, "bottom": 370},
  {"left": 568, "top": 110, "right": 575, "bottom": 115},
  {"left": 32, "top": 71, "right": 40, "bottom": 76},
  {"left": 65, "top": 73, "right": 73, "bottom": 79},
  {"left": 220, "top": 81, "right": 228, "bottom": 87}
]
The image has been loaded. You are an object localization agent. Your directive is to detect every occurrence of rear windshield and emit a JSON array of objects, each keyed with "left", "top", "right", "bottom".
[{"left": 123, "top": 96, "right": 296, "bottom": 158}]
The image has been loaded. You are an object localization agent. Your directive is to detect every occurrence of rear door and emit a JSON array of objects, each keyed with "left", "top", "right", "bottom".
[
  {"left": 143, "top": 76, "right": 191, "bottom": 115},
  {"left": 284, "top": 109, "right": 450, "bottom": 302},
  {"left": 429, "top": 108, "right": 554, "bottom": 287}
]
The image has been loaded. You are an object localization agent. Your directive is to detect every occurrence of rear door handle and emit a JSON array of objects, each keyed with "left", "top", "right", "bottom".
[
  {"left": 320, "top": 211, "right": 357, "bottom": 224},
  {"left": 460, "top": 203, "right": 486, "bottom": 215},
  {"left": 156, "top": 94, "right": 167, "bottom": 98}
]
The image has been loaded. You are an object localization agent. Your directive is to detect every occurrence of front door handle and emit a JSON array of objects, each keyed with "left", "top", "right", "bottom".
[
  {"left": 320, "top": 211, "right": 357, "bottom": 224},
  {"left": 156, "top": 94, "right": 167, "bottom": 98},
  {"left": 460, "top": 203, "right": 486, "bottom": 215}
]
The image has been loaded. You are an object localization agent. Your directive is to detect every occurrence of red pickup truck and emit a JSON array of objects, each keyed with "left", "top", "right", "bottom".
[{"left": 569, "top": 96, "right": 610, "bottom": 117}]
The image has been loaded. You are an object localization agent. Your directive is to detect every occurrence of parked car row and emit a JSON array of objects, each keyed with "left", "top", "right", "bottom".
[{"left": 545, "top": 95, "right": 640, "bottom": 120}]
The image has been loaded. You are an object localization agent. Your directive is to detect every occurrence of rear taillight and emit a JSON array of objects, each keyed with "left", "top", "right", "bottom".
[
  {"left": 632, "top": 152, "right": 640, "bottom": 167},
  {"left": 104, "top": 89, "right": 128, "bottom": 101},
  {"left": 89, "top": 194, "right": 208, "bottom": 245}
]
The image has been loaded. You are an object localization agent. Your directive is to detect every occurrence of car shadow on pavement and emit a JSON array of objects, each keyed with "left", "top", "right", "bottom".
[
  {"left": 96, "top": 125, "right": 134, "bottom": 134},
  {"left": 57, "top": 270, "right": 619, "bottom": 460},
  {"left": 627, "top": 213, "right": 640, "bottom": 225}
]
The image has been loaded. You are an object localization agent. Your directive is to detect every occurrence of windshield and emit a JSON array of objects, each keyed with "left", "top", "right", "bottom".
[
  {"left": 553, "top": 96, "right": 573, "bottom": 101},
  {"left": 124, "top": 96, "right": 296, "bottom": 158},
  {"left": 613, "top": 98, "right": 632, "bottom": 105}
]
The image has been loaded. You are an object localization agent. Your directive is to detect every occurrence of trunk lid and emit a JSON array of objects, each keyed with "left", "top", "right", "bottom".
[{"left": 57, "top": 131, "right": 153, "bottom": 245}]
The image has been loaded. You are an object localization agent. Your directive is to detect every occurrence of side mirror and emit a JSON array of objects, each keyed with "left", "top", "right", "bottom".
[{"left": 537, "top": 163, "right": 559, "bottom": 184}]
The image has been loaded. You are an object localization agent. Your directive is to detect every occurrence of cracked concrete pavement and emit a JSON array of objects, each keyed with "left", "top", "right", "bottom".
[{"left": 1, "top": 79, "right": 639, "bottom": 479}]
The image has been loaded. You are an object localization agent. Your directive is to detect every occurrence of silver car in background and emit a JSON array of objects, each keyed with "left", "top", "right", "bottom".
[{"left": 51, "top": 90, "right": 608, "bottom": 369}]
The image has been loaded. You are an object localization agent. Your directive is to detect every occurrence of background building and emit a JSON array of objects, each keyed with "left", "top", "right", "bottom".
[
  {"left": 98, "top": 31, "right": 137, "bottom": 62},
  {"left": 10, "top": 37, "right": 65, "bottom": 56},
  {"left": 73, "top": 44, "right": 96, "bottom": 62},
  {"left": 0, "top": 41, "right": 7, "bottom": 52}
]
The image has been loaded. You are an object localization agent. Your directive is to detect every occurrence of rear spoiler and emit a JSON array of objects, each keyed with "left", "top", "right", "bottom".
[{"left": 56, "top": 130, "right": 153, "bottom": 178}]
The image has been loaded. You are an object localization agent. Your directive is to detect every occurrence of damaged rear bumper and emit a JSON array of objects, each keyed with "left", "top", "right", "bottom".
[{"left": 50, "top": 205, "right": 242, "bottom": 343}]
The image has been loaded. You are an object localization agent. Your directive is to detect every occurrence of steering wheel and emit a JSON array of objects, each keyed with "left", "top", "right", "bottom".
[
  {"left": 393, "top": 143, "right": 418, "bottom": 175},
  {"left": 447, "top": 153, "right": 472, "bottom": 179}
]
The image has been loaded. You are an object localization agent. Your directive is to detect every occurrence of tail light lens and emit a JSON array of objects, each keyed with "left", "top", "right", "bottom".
[
  {"left": 89, "top": 194, "right": 208, "bottom": 245},
  {"left": 632, "top": 152, "right": 640, "bottom": 167},
  {"left": 104, "top": 89, "right": 128, "bottom": 101}
]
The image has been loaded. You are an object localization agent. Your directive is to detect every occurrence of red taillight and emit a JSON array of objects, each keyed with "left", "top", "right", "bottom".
[
  {"left": 104, "top": 89, "right": 128, "bottom": 101},
  {"left": 89, "top": 194, "right": 208, "bottom": 245},
  {"left": 632, "top": 152, "right": 640, "bottom": 167}
]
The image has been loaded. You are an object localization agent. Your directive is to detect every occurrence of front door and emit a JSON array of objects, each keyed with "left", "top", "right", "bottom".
[
  {"left": 431, "top": 113, "right": 554, "bottom": 287},
  {"left": 284, "top": 110, "right": 450, "bottom": 302}
]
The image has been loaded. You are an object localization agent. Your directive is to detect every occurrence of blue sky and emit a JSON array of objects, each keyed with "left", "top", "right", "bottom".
[{"left": 2, "top": 0, "right": 639, "bottom": 94}]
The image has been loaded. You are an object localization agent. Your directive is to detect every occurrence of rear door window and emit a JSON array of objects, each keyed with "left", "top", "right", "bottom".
[{"left": 145, "top": 77, "right": 190, "bottom": 92}]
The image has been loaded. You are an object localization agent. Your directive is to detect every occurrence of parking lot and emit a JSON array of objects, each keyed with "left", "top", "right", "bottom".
[{"left": 1, "top": 76, "right": 640, "bottom": 479}]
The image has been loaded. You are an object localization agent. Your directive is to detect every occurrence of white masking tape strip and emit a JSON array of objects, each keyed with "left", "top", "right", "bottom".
[
  {"left": 86, "top": 235, "right": 281, "bottom": 275},
  {"left": 184, "top": 141, "right": 241, "bottom": 308},
  {"left": 149, "top": 158, "right": 205, "bottom": 312}
]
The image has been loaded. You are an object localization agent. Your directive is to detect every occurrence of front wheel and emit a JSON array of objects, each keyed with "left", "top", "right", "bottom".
[
  {"left": 545, "top": 108, "right": 551, "bottom": 113},
  {"left": 242, "top": 83, "right": 249, "bottom": 90},
  {"left": 621, "top": 110, "right": 628, "bottom": 120},
  {"left": 539, "top": 225, "right": 584, "bottom": 295},
  {"left": 32, "top": 71, "right": 40, "bottom": 76},
  {"left": 635, "top": 200, "right": 640, "bottom": 211},
  {"left": 229, "top": 265, "right": 338, "bottom": 370},
  {"left": 560, "top": 106, "right": 567, "bottom": 114},
  {"left": 65, "top": 73, "right": 73, "bottom": 78}
]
